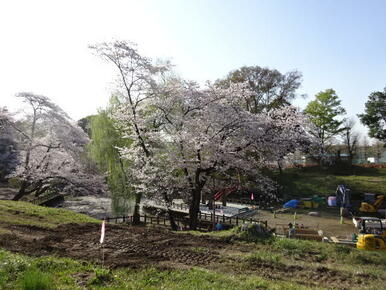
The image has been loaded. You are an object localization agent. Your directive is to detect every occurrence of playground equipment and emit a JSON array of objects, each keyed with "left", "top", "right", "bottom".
[
  {"left": 213, "top": 187, "right": 237, "bottom": 206},
  {"left": 356, "top": 217, "right": 386, "bottom": 250},
  {"left": 359, "top": 194, "right": 385, "bottom": 213},
  {"left": 335, "top": 184, "right": 351, "bottom": 208}
]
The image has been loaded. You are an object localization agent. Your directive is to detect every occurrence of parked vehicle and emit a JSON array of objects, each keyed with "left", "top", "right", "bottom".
[
  {"left": 359, "top": 194, "right": 385, "bottom": 213},
  {"left": 355, "top": 217, "right": 386, "bottom": 250}
]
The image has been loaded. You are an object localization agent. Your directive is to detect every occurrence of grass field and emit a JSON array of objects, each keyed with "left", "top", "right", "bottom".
[
  {"left": 0, "top": 200, "right": 99, "bottom": 233},
  {"left": 275, "top": 166, "right": 386, "bottom": 199},
  {"left": 1, "top": 201, "right": 386, "bottom": 289},
  {"left": 1, "top": 229, "right": 386, "bottom": 289},
  {"left": 0, "top": 249, "right": 309, "bottom": 290}
]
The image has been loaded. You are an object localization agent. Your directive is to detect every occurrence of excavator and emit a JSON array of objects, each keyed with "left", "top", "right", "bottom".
[
  {"left": 356, "top": 217, "right": 386, "bottom": 250},
  {"left": 359, "top": 194, "right": 385, "bottom": 213}
]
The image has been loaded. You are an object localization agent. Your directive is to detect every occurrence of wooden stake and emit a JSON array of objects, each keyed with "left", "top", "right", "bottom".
[{"left": 100, "top": 244, "right": 105, "bottom": 267}]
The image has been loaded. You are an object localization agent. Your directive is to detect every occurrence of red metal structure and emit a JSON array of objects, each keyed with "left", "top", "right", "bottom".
[{"left": 213, "top": 187, "right": 237, "bottom": 201}]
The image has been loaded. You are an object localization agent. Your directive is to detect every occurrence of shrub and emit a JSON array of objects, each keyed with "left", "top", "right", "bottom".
[{"left": 235, "top": 223, "right": 273, "bottom": 243}]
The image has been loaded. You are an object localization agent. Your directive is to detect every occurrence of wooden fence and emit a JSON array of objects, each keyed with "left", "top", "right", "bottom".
[
  {"left": 105, "top": 213, "right": 268, "bottom": 230},
  {"left": 143, "top": 200, "right": 190, "bottom": 212}
]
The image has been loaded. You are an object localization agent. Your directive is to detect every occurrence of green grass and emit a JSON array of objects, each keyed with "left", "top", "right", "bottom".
[
  {"left": 19, "top": 268, "right": 53, "bottom": 290},
  {"left": 0, "top": 249, "right": 308, "bottom": 289},
  {"left": 246, "top": 251, "right": 283, "bottom": 266},
  {"left": 0, "top": 200, "right": 99, "bottom": 229},
  {"left": 275, "top": 166, "right": 386, "bottom": 198},
  {"left": 1, "top": 244, "right": 381, "bottom": 289},
  {"left": 1, "top": 193, "right": 386, "bottom": 289},
  {"left": 270, "top": 236, "right": 386, "bottom": 266}
]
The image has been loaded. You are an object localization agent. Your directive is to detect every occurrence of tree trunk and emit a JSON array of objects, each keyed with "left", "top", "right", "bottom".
[
  {"left": 207, "top": 198, "right": 213, "bottom": 210},
  {"left": 167, "top": 209, "right": 178, "bottom": 231},
  {"left": 201, "top": 191, "right": 206, "bottom": 204},
  {"left": 189, "top": 189, "right": 201, "bottom": 230},
  {"left": 160, "top": 191, "right": 178, "bottom": 230},
  {"left": 222, "top": 196, "right": 227, "bottom": 206},
  {"left": 13, "top": 181, "right": 28, "bottom": 201},
  {"left": 132, "top": 193, "right": 141, "bottom": 224},
  {"left": 348, "top": 156, "right": 353, "bottom": 167},
  {"left": 277, "top": 160, "right": 283, "bottom": 175}
]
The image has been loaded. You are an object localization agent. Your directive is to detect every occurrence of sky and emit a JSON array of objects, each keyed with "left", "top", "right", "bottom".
[{"left": 1, "top": 0, "right": 386, "bottom": 137}]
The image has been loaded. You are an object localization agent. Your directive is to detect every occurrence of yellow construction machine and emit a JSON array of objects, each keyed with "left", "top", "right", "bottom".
[
  {"left": 359, "top": 194, "right": 385, "bottom": 213},
  {"left": 356, "top": 217, "right": 386, "bottom": 250}
]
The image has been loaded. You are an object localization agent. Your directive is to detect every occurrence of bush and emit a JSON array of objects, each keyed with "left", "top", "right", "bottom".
[
  {"left": 19, "top": 268, "right": 54, "bottom": 290},
  {"left": 235, "top": 223, "right": 273, "bottom": 243}
]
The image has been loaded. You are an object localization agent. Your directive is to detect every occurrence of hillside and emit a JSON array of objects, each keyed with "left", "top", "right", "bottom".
[
  {"left": 275, "top": 166, "right": 386, "bottom": 199},
  {"left": 0, "top": 200, "right": 386, "bottom": 289},
  {"left": 0, "top": 200, "right": 99, "bottom": 233}
]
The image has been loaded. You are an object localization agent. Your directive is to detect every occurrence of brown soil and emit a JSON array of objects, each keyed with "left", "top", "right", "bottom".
[
  {"left": 255, "top": 209, "right": 358, "bottom": 238},
  {"left": 0, "top": 223, "right": 225, "bottom": 268},
  {"left": 0, "top": 222, "right": 378, "bottom": 289}
]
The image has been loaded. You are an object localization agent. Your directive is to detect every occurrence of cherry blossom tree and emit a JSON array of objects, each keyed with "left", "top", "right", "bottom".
[
  {"left": 0, "top": 107, "right": 11, "bottom": 131},
  {"left": 8, "top": 93, "right": 106, "bottom": 200},
  {"left": 93, "top": 40, "right": 311, "bottom": 229},
  {"left": 0, "top": 107, "right": 19, "bottom": 181},
  {"left": 90, "top": 40, "right": 171, "bottom": 223},
  {"left": 126, "top": 79, "right": 310, "bottom": 229}
]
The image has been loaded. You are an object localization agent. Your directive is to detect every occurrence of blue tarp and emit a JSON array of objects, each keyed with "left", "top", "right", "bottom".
[{"left": 283, "top": 199, "right": 299, "bottom": 208}]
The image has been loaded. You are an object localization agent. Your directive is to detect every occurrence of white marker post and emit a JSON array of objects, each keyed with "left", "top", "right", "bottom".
[{"left": 100, "top": 220, "right": 106, "bottom": 266}]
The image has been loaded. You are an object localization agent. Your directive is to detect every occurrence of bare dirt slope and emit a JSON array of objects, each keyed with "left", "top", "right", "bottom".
[
  {"left": 0, "top": 222, "right": 378, "bottom": 289},
  {"left": 0, "top": 223, "right": 224, "bottom": 268}
]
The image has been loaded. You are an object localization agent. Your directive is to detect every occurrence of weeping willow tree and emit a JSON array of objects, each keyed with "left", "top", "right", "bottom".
[{"left": 87, "top": 104, "right": 136, "bottom": 217}]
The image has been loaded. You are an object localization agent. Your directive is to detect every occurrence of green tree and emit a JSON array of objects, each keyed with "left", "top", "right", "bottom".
[
  {"left": 358, "top": 88, "right": 386, "bottom": 141},
  {"left": 340, "top": 118, "right": 359, "bottom": 166},
  {"left": 0, "top": 107, "right": 19, "bottom": 181},
  {"left": 77, "top": 116, "right": 93, "bottom": 137},
  {"left": 87, "top": 103, "right": 136, "bottom": 217},
  {"left": 305, "top": 89, "right": 346, "bottom": 162},
  {"left": 216, "top": 66, "right": 302, "bottom": 113}
]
